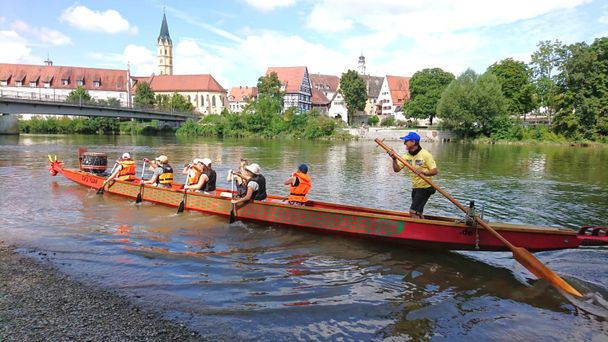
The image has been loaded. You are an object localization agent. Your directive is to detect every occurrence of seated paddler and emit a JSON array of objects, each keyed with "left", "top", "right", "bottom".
[
  {"left": 144, "top": 155, "right": 173, "bottom": 188},
  {"left": 183, "top": 158, "right": 205, "bottom": 192},
  {"left": 283, "top": 163, "right": 311, "bottom": 206},
  {"left": 231, "top": 163, "right": 267, "bottom": 205},
  {"left": 104, "top": 152, "right": 136, "bottom": 185}
]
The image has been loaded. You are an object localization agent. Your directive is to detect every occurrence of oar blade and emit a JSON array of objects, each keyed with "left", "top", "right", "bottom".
[
  {"left": 229, "top": 208, "right": 236, "bottom": 223},
  {"left": 177, "top": 200, "right": 185, "bottom": 213},
  {"left": 96, "top": 185, "right": 105, "bottom": 194},
  {"left": 513, "top": 247, "right": 582, "bottom": 297}
]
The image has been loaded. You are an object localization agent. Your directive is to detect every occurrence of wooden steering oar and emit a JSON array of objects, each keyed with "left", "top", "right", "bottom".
[{"left": 374, "top": 138, "right": 582, "bottom": 298}]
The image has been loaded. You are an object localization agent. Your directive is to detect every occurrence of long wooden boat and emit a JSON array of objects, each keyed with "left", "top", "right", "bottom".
[{"left": 48, "top": 156, "right": 607, "bottom": 252}]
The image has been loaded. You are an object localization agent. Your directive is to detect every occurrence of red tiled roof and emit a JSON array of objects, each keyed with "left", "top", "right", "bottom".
[
  {"left": 311, "top": 88, "right": 330, "bottom": 105},
  {"left": 228, "top": 86, "right": 257, "bottom": 102},
  {"left": 309, "top": 73, "right": 340, "bottom": 94},
  {"left": 266, "top": 66, "right": 308, "bottom": 93},
  {"left": 386, "top": 75, "right": 411, "bottom": 105},
  {"left": 143, "top": 74, "right": 226, "bottom": 93},
  {"left": 0, "top": 63, "right": 127, "bottom": 91}
]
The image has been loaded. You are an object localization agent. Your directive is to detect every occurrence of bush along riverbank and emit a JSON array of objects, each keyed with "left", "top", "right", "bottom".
[
  {"left": 18, "top": 116, "right": 173, "bottom": 135},
  {"left": 176, "top": 108, "right": 351, "bottom": 139},
  {"left": 472, "top": 120, "right": 608, "bottom": 145}
]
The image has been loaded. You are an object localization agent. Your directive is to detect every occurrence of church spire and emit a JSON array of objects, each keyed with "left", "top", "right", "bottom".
[{"left": 158, "top": 12, "right": 172, "bottom": 45}]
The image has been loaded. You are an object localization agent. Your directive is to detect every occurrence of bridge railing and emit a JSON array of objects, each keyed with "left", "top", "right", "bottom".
[{"left": 0, "top": 89, "right": 198, "bottom": 118}]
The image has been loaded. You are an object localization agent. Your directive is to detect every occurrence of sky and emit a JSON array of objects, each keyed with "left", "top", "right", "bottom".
[{"left": 1, "top": 0, "right": 607, "bottom": 88}]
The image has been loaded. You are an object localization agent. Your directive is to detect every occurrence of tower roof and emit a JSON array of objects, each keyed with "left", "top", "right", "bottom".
[{"left": 158, "top": 13, "right": 172, "bottom": 44}]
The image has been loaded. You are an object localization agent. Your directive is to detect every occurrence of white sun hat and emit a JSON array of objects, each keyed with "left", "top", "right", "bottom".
[
  {"left": 201, "top": 158, "right": 212, "bottom": 167},
  {"left": 122, "top": 152, "right": 131, "bottom": 159},
  {"left": 245, "top": 163, "right": 261, "bottom": 175}
]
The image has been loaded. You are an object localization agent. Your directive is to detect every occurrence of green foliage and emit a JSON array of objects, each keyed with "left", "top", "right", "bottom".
[
  {"left": 339, "top": 69, "right": 367, "bottom": 125},
  {"left": 156, "top": 93, "right": 194, "bottom": 113},
  {"left": 530, "top": 40, "right": 567, "bottom": 121},
  {"left": 368, "top": 115, "right": 379, "bottom": 126},
  {"left": 257, "top": 72, "right": 284, "bottom": 101},
  {"left": 437, "top": 69, "right": 508, "bottom": 138},
  {"left": 97, "top": 97, "right": 121, "bottom": 107},
  {"left": 487, "top": 58, "right": 535, "bottom": 115},
  {"left": 380, "top": 116, "right": 396, "bottom": 127},
  {"left": 176, "top": 108, "right": 347, "bottom": 139},
  {"left": 67, "top": 86, "right": 92, "bottom": 104},
  {"left": 19, "top": 116, "right": 119, "bottom": 134},
  {"left": 404, "top": 68, "right": 454, "bottom": 125},
  {"left": 134, "top": 82, "right": 156, "bottom": 108}
]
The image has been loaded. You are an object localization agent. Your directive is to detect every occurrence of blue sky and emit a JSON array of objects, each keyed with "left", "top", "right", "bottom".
[{"left": 1, "top": 0, "right": 607, "bottom": 88}]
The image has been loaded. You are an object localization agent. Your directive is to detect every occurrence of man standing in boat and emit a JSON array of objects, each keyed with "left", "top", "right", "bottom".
[
  {"left": 144, "top": 155, "right": 173, "bottom": 188},
  {"left": 231, "top": 163, "right": 267, "bottom": 204},
  {"left": 284, "top": 164, "right": 311, "bottom": 206},
  {"left": 103, "top": 152, "right": 136, "bottom": 185},
  {"left": 390, "top": 132, "right": 438, "bottom": 219}
]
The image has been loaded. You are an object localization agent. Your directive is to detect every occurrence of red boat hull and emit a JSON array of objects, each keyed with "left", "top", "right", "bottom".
[{"left": 49, "top": 158, "right": 598, "bottom": 252}]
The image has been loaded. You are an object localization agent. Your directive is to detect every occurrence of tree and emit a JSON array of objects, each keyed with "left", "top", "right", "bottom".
[
  {"left": 246, "top": 72, "right": 284, "bottom": 115},
  {"left": 340, "top": 69, "right": 367, "bottom": 125},
  {"left": 487, "top": 58, "right": 535, "bottom": 117},
  {"left": 404, "top": 68, "right": 454, "bottom": 125},
  {"left": 437, "top": 69, "right": 508, "bottom": 138},
  {"left": 169, "top": 93, "right": 194, "bottom": 113},
  {"left": 97, "top": 97, "right": 121, "bottom": 107},
  {"left": 257, "top": 72, "right": 283, "bottom": 100},
  {"left": 133, "top": 81, "right": 156, "bottom": 108},
  {"left": 554, "top": 38, "right": 608, "bottom": 139},
  {"left": 67, "top": 86, "right": 92, "bottom": 104},
  {"left": 530, "top": 40, "right": 567, "bottom": 123}
]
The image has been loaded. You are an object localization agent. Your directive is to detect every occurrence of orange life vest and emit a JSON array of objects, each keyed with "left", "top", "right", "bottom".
[
  {"left": 187, "top": 167, "right": 202, "bottom": 186},
  {"left": 117, "top": 160, "right": 136, "bottom": 181},
  {"left": 288, "top": 171, "right": 311, "bottom": 203}
]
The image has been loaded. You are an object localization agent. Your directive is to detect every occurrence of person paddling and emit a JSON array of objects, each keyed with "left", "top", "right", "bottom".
[
  {"left": 227, "top": 159, "right": 249, "bottom": 198},
  {"left": 103, "top": 152, "right": 136, "bottom": 185},
  {"left": 231, "top": 163, "right": 266, "bottom": 204},
  {"left": 389, "top": 132, "right": 438, "bottom": 219},
  {"left": 284, "top": 164, "right": 311, "bottom": 206},
  {"left": 144, "top": 155, "right": 173, "bottom": 188},
  {"left": 183, "top": 159, "right": 204, "bottom": 192}
]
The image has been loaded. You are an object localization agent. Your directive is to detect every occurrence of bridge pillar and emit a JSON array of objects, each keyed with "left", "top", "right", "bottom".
[{"left": 0, "top": 114, "right": 19, "bottom": 135}]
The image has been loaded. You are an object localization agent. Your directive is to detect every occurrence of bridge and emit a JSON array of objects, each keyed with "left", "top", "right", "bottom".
[{"left": 0, "top": 90, "right": 200, "bottom": 134}]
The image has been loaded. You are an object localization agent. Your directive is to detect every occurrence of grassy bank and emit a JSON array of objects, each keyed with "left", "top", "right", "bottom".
[{"left": 18, "top": 116, "right": 173, "bottom": 135}]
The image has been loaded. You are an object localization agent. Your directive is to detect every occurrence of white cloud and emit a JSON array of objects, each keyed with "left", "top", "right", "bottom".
[
  {"left": 307, "top": 0, "right": 591, "bottom": 36},
  {"left": 0, "top": 30, "right": 38, "bottom": 63},
  {"left": 88, "top": 44, "right": 155, "bottom": 75},
  {"left": 244, "top": 0, "right": 296, "bottom": 12},
  {"left": 10, "top": 20, "right": 71, "bottom": 45},
  {"left": 60, "top": 5, "right": 138, "bottom": 34},
  {"left": 167, "top": 6, "right": 244, "bottom": 43},
  {"left": 599, "top": 15, "right": 608, "bottom": 24}
]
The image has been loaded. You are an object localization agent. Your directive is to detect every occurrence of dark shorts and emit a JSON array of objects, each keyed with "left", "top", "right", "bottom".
[{"left": 410, "top": 187, "right": 436, "bottom": 213}]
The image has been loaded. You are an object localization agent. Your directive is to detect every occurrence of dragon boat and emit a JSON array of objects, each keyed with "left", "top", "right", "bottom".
[{"left": 48, "top": 155, "right": 607, "bottom": 252}]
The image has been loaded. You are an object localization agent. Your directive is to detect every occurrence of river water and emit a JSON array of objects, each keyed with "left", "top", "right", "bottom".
[{"left": 0, "top": 134, "right": 607, "bottom": 340}]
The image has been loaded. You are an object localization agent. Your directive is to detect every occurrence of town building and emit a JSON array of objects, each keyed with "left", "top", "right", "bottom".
[
  {"left": 362, "top": 75, "right": 384, "bottom": 115},
  {"left": 0, "top": 62, "right": 130, "bottom": 104},
  {"left": 133, "top": 74, "right": 227, "bottom": 114},
  {"left": 228, "top": 86, "right": 257, "bottom": 113},
  {"left": 309, "top": 73, "right": 340, "bottom": 117},
  {"left": 376, "top": 75, "right": 410, "bottom": 120},
  {"left": 157, "top": 13, "right": 173, "bottom": 76},
  {"left": 266, "top": 66, "right": 312, "bottom": 113}
]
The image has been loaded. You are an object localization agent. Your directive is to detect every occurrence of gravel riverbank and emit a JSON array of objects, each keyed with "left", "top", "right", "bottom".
[{"left": 0, "top": 242, "right": 204, "bottom": 342}]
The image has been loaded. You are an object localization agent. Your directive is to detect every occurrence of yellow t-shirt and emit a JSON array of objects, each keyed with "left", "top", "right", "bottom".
[{"left": 398, "top": 148, "right": 437, "bottom": 188}]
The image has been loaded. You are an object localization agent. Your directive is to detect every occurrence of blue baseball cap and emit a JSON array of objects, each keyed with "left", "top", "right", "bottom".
[
  {"left": 399, "top": 132, "right": 420, "bottom": 142},
  {"left": 298, "top": 164, "right": 308, "bottom": 173}
]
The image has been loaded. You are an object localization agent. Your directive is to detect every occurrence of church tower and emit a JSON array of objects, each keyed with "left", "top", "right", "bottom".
[
  {"left": 157, "top": 12, "right": 173, "bottom": 75},
  {"left": 357, "top": 53, "right": 366, "bottom": 75}
]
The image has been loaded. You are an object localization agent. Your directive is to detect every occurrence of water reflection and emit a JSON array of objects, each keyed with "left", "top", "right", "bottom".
[{"left": 1, "top": 135, "right": 607, "bottom": 340}]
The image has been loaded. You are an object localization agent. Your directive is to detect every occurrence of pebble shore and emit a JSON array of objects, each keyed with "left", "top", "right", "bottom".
[{"left": 0, "top": 243, "right": 205, "bottom": 342}]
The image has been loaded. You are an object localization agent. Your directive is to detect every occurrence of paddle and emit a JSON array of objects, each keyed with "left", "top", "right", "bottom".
[
  {"left": 374, "top": 138, "right": 583, "bottom": 298},
  {"left": 177, "top": 188, "right": 187, "bottom": 213},
  {"left": 229, "top": 171, "right": 236, "bottom": 223},
  {"left": 135, "top": 158, "right": 148, "bottom": 204},
  {"left": 97, "top": 161, "right": 119, "bottom": 194}
]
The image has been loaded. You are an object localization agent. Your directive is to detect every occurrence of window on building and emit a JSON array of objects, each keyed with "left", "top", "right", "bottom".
[
  {"left": 93, "top": 81, "right": 100, "bottom": 87},
  {"left": 212, "top": 95, "right": 216, "bottom": 107},
  {"left": 77, "top": 80, "right": 84, "bottom": 86},
  {"left": 29, "top": 81, "right": 37, "bottom": 87},
  {"left": 16, "top": 81, "right": 22, "bottom": 87},
  {"left": 187, "top": 95, "right": 191, "bottom": 102},
  {"left": 62, "top": 79, "right": 69, "bottom": 86},
  {"left": 0, "top": 80, "right": 7, "bottom": 87},
  {"left": 201, "top": 95, "right": 204, "bottom": 106},
  {"left": 44, "top": 82, "right": 51, "bottom": 88}
]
